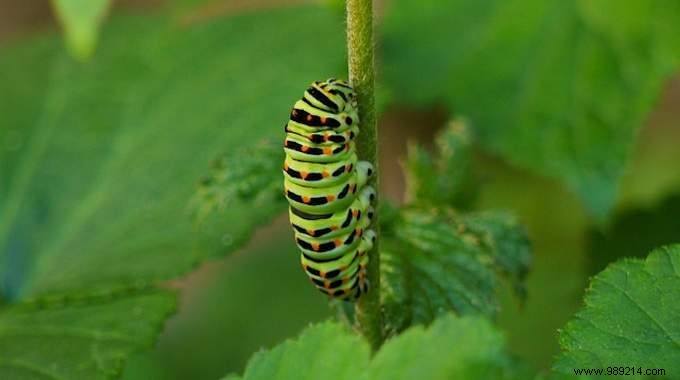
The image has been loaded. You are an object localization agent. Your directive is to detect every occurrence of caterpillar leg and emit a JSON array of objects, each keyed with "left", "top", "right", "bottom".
[{"left": 355, "top": 161, "right": 374, "bottom": 188}]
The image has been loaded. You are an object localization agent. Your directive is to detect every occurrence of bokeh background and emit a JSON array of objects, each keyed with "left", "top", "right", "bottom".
[{"left": 1, "top": 1, "right": 678, "bottom": 379}]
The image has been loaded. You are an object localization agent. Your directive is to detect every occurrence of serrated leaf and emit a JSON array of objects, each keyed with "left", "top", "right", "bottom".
[
  {"left": 461, "top": 211, "right": 532, "bottom": 301},
  {"left": 381, "top": 0, "right": 679, "bottom": 219},
  {"left": 381, "top": 208, "right": 531, "bottom": 334},
  {"left": 404, "top": 118, "right": 479, "bottom": 210},
  {"left": 0, "top": 290, "right": 176, "bottom": 380},
  {"left": 0, "top": 7, "right": 344, "bottom": 300},
  {"left": 555, "top": 244, "right": 680, "bottom": 373},
  {"left": 228, "top": 314, "right": 528, "bottom": 380},
  {"left": 369, "top": 315, "right": 526, "bottom": 380},
  {"left": 233, "top": 321, "right": 370, "bottom": 380},
  {"left": 51, "top": 0, "right": 112, "bottom": 60}
]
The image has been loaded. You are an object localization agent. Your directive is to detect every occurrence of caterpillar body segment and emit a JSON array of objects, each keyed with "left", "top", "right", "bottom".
[
  {"left": 293, "top": 200, "right": 374, "bottom": 259},
  {"left": 284, "top": 158, "right": 372, "bottom": 214},
  {"left": 287, "top": 186, "right": 374, "bottom": 240},
  {"left": 285, "top": 122, "right": 358, "bottom": 143},
  {"left": 283, "top": 153, "right": 357, "bottom": 188},
  {"left": 284, "top": 139, "right": 354, "bottom": 163},
  {"left": 283, "top": 78, "right": 375, "bottom": 301}
]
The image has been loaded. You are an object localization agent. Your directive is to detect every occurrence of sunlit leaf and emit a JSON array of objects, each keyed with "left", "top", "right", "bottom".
[{"left": 228, "top": 314, "right": 527, "bottom": 380}]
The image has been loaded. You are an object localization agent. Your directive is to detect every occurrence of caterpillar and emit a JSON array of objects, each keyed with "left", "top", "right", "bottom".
[{"left": 283, "top": 78, "right": 375, "bottom": 301}]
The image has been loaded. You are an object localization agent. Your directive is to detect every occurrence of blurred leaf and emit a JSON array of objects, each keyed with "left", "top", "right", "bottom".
[
  {"left": 123, "top": 233, "right": 332, "bottom": 380},
  {"left": 577, "top": 0, "right": 680, "bottom": 73},
  {"left": 193, "top": 140, "right": 286, "bottom": 222},
  {"left": 0, "top": 290, "right": 175, "bottom": 380},
  {"left": 0, "top": 7, "right": 344, "bottom": 300},
  {"left": 0, "top": 5, "right": 344, "bottom": 377},
  {"left": 228, "top": 314, "right": 527, "bottom": 380},
  {"left": 228, "top": 321, "right": 370, "bottom": 380},
  {"left": 51, "top": 0, "right": 112, "bottom": 60},
  {"left": 587, "top": 193, "right": 680, "bottom": 274},
  {"left": 381, "top": 0, "right": 679, "bottom": 220},
  {"left": 381, "top": 208, "right": 531, "bottom": 334},
  {"left": 404, "top": 118, "right": 479, "bottom": 210},
  {"left": 555, "top": 244, "right": 680, "bottom": 373}
]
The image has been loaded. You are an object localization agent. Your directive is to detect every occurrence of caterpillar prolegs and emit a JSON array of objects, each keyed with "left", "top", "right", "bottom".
[{"left": 283, "top": 78, "right": 376, "bottom": 301}]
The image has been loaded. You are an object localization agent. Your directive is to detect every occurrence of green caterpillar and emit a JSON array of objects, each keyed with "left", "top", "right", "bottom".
[{"left": 283, "top": 78, "right": 375, "bottom": 301}]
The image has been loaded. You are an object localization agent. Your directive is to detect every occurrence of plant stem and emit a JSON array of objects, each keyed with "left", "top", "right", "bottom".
[{"left": 346, "top": 0, "right": 383, "bottom": 351}]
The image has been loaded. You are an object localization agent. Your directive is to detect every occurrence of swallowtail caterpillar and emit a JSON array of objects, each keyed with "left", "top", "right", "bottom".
[{"left": 283, "top": 78, "right": 375, "bottom": 301}]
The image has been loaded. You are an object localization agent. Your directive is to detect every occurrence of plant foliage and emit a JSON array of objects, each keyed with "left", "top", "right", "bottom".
[
  {"left": 226, "top": 314, "right": 525, "bottom": 380},
  {"left": 0, "top": 6, "right": 345, "bottom": 377},
  {"left": 555, "top": 244, "right": 680, "bottom": 373},
  {"left": 381, "top": 0, "right": 680, "bottom": 219}
]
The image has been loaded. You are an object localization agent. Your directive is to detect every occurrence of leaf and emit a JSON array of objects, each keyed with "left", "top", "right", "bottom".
[
  {"left": 461, "top": 211, "right": 532, "bottom": 301},
  {"left": 0, "top": 5, "right": 344, "bottom": 377},
  {"left": 577, "top": 0, "right": 680, "bottom": 73},
  {"left": 231, "top": 321, "right": 370, "bottom": 380},
  {"left": 0, "top": 290, "right": 176, "bottom": 380},
  {"left": 381, "top": 0, "right": 679, "bottom": 219},
  {"left": 404, "top": 118, "right": 479, "bottom": 210},
  {"left": 368, "top": 315, "right": 527, "bottom": 380},
  {"left": 380, "top": 207, "right": 531, "bottom": 334},
  {"left": 0, "top": 7, "right": 345, "bottom": 300},
  {"left": 193, "top": 140, "right": 286, "bottom": 223},
  {"left": 50, "top": 0, "right": 112, "bottom": 60},
  {"left": 228, "top": 314, "right": 527, "bottom": 380},
  {"left": 555, "top": 244, "right": 680, "bottom": 373}
]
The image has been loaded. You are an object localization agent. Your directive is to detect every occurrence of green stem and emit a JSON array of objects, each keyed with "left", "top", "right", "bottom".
[{"left": 346, "top": 0, "right": 383, "bottom": 351}]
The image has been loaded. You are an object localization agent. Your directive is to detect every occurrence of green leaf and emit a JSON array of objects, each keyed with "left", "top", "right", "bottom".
[
  {"left": 232, "top": 321, "right": 370, "bottom": 380},
  {"left": 404, "top": 118, "right": 479, "bottom": 210},
  {"left": 0, "top": 7, "right": 344, "bottom": 300},
  {"left": 193, "top": 140, "right": 286, "bottom": 223},
  {"left": 381, "top": 0, "right": 679, "bottom": 219},
  {"left": 368, "top": 315, "right": 526, "bottom": 380},
  {"left": 381, "top": 208, "right": 531, "bottom": 334},
  {"left": 462, "top": 211, "right": 532, "bottom": 301},
  {"left": 51, "top": 0, "right": 112, "bottom": 60},
  {"left": 577, "top": 0, "right": 680, "bottom": 73},
  {"left": 0, "top": 6, "right": 344, "bottom": 377},
  {"left": 0, "top": 290, "right": 176, "bottom": 380},
  {"left": 555, "top": 244, "right": 680, "bottom": 373},
  {"left": 229, "top": 314, "right": 527, "bottom": 380}
]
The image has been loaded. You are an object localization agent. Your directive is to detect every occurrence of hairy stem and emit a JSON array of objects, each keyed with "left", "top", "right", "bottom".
[{"left": 346, "top": 0, "right": 383, "bottom": 350}]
